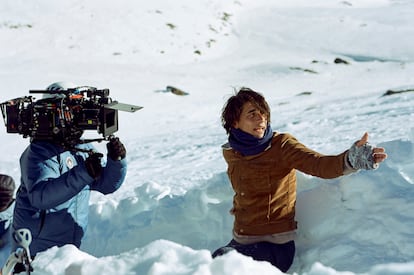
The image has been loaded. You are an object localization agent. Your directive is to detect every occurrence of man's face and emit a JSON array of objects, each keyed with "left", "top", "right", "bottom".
[{"left": 234, "top": 101, "right": 268, "bottom": 138}]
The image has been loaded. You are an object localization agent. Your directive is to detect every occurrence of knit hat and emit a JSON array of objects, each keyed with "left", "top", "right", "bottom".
[{"left": 0, "top": 174, "right": 15, "bottom": 211}]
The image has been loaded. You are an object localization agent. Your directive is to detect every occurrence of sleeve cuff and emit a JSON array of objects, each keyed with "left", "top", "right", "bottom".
[{"left": 343, "top": 151, "right": 359, "bottom": 175}]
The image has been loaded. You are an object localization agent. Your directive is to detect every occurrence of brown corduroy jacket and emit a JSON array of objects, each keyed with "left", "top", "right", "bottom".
[{"left": 223, "top": 132, "right": 347, "bottom": 236}]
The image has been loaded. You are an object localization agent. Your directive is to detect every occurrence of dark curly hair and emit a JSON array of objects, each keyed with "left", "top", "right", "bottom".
[
  {"left": 221, "top": 88, "right": 271, "bottom": 134},
  {"left": 0, "top": 174, "right": 15, "bottom": 211}
]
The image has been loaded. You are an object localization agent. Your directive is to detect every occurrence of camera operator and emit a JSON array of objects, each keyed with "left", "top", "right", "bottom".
[{"left": 10, "top": 82, "right": 127, "bottom": 272}]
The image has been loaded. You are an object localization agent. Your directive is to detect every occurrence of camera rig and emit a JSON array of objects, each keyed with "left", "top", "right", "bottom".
[{"left": 0, "top": 86, "right": 142, "bottom": 150}]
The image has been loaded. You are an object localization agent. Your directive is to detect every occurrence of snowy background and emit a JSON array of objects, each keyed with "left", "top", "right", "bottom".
[{"left": 1, "top": 0, "right": 414, "bottom": 274}]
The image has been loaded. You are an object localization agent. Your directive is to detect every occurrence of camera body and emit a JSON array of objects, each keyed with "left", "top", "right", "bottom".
[{"left": 0, "top": 86, "right": 137, "bottom": 147}]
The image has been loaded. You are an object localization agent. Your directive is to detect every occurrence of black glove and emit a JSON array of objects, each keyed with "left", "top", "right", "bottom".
[
  {"left": 107, "top": 137, "right": 126, "bottom": 161},
  {"left": 85, "top": 152, "right": 103, "bottom": 179}
]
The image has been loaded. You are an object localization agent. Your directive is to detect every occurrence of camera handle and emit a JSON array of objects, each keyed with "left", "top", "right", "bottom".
[
  {"left": 78, "top": 134, "right": 116, "bottom": 145},
  {"left": 65, "top": 135, "right": 117, "bottom": 156}
]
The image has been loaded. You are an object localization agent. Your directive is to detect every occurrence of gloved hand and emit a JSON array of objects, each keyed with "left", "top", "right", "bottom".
[
  {"left": 85, "top": 152, "right": 103, "bottom": 179},
  {"left": 347, "top": 132, "right": 386, "bottom": 170},
  {"left": 107, "top": 137, "right": 126, "bottom": 161}
]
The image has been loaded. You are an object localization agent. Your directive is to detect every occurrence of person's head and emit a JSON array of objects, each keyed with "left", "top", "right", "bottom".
[
  {"left": 0, "top": 174, "right": 15, "bottom": 212},
  {"left": 44, "top": 81, "right": 77, "bottom": 99},
  {"left": 46, "top": 81, "right": 77, "bottom": 92},
  {"left": 221, "top": 88, "right": 271, "bottom": 138}
]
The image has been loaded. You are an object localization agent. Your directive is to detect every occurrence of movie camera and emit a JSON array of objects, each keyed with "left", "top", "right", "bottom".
[{"left": 0, "top": 86, "right": 142, "bottom": 149}]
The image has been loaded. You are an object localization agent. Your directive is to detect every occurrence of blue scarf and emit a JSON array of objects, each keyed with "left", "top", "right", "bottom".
[{"left": 228, "top": 125, "right": 273, "bottom": 156}]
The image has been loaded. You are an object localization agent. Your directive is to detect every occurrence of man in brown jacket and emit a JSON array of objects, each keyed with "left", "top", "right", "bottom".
[{"left": 212, "top": 88, "right": 387, "bottom": 272}]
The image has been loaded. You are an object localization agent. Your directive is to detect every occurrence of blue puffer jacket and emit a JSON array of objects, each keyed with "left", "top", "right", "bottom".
[
  {"left": 0, "top": 201, "right": 14, "bottom": 245},
  {"left": 12, "top": 140, "right": 127, "bottom": 257}
]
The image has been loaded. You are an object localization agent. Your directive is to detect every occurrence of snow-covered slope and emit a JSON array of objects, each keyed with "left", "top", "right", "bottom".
[{"left": 0, "top": 0, "right": 413, "bottom": 274}]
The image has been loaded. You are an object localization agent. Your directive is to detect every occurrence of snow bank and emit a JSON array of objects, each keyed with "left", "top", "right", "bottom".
[{"left": 1, "top": 0, "right": 414, "bottom": 274}]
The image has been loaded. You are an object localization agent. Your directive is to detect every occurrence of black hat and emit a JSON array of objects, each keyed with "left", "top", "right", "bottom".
[{"left": 0, "top": 174, "right": 15, "bottom": 211}]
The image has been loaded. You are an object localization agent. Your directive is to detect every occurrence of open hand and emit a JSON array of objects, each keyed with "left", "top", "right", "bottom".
[
  {"left": 355, "top": 132, "right": 387, "bottom": 164},
  {"left": 348, "top": 132, "right": 387, "bottom": 170}
]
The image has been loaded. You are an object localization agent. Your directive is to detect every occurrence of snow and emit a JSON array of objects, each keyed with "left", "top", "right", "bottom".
[{"left": 0, "top": 0, "right": 414, "bottom": 274}]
